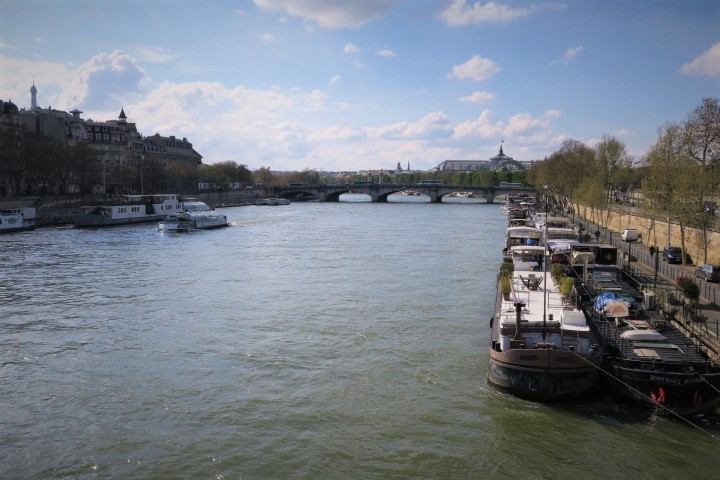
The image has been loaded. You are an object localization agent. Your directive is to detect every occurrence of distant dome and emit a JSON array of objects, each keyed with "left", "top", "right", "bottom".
[{"left": 487, "top": 144, "right": 526, "bottom": 171}]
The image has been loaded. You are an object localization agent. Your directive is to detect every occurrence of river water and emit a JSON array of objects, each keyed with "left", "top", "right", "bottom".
[{"left": 2, "top": 202, "right": 719, "bottom": 479}]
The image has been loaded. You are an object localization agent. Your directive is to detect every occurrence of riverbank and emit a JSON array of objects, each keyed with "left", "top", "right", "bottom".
[
  {"left": 571, "top": 202, "right": 720, "bottom": 265},
  {"left": 0, "top": 191, "right": 273, "bottom": 227}
]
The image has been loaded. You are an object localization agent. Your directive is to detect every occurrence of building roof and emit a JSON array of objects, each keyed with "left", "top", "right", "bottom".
[{"left": 436, "top": 145, "right": 527, "bottom": 172}]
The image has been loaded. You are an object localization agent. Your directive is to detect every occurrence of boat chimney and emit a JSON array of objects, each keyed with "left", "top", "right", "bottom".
[{"left": 513, "top": 301, "right": 525, "bottom": 340}]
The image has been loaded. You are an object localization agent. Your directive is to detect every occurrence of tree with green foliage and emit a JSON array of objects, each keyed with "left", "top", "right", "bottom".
[
  {"left": 681, "top": 97, "right": 720, "bottom": 263},
  {"left": 528, "top": 139, "right": 598, "bottom": 218},
  {"left": 22, "top": 134, "right": 67, "bottom": 194},
  {"left": 253, "top": 166, "right": 275, "bottom": 186},
  {"left": 0, "top": 127, "right": 24, "bottom": 195},
  {"left": 642, "top": 122, "right": 699, "bottom": 262},
  {"left": 198, "top": 160, "right": 253, "bottom": 191}
]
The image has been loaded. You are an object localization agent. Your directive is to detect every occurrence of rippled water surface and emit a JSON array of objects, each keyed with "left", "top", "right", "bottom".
[{"left": 2, "top": 202, "right": 719, "bottom": 479}]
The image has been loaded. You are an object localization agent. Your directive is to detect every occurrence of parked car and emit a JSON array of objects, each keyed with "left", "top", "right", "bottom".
[
  {"left": 695, "top": 264, "right": 720, "bottom": 282},
  {"left": 662, "top": 246, "right": 683, "bottom": 264},
  {"left": 621, "top": 229, "right": 639, "bottom": 242}
]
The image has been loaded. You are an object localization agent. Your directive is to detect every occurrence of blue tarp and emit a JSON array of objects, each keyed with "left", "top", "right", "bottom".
[{"left": 593, "top": 292, "right": 636, "bottom": 309}]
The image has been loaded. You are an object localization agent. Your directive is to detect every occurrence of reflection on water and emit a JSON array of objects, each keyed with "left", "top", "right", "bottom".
[{"left": 338, "top": 193, "right": 371, "bottom": 202}]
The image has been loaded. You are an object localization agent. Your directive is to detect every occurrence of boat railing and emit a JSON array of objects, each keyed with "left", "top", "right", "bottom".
[
  {"left": 509, "top": 281, "right": 534, "bottom": 309},
  {"left": 560, "top": 328, "right": 583, "bottom": 351}
]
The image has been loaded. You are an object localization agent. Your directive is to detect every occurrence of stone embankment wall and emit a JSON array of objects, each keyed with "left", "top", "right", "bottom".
[{"left": 573, "top": 203, "right": 720, "bottom": 266}]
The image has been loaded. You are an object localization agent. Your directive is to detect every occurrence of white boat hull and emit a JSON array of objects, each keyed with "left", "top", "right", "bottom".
[{"left": 0, "top": 208, "right": 36, "bottom": 233}]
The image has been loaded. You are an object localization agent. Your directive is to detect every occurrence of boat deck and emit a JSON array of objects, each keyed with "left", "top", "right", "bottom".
[{"left": 595, "top": 314, "right": 709, "bottom": 366}]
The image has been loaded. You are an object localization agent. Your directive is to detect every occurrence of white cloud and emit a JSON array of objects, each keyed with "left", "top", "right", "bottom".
[
  {"left": 544, "top": 109, "right": 561, "bottom": 119},
  {"left": 104, "top": 80, "right": 340, "bottom": 168},
  {"left": 373, "top": 112, "right": 453, "bottom": 140},
  {"left": 136, "top": 46, "right": 181, "bottom": 63},
  {"left": 34, "top": 37, "right": 43, "bottom": 44},
  {"left": 459, "top": 91, "right": 495, "bottom": 103},
  {"left": 453, "top": 109, "right": 503, "bottom": 139},
  {"left": 2, "top": 49, "right": 566, "bottom": 170},
  {"left": 253, "top": 0, "right": 400, "bottom": 28},
  {"left": 377, "top": 48, "right": 396, "bottom": 57},
  {"left": 553, "top": 46, "right": 583, "bottom": 65},
  {"left": 307, "top": 123, "right": 367, "bottom": 143},
  {"left": 503, "top": 112, "right": 544, "bottom": 135},
  {"left": 343, "top": 42, "right": 359, "bottom": 54},
  {"left": 440, "top": 0, "right": 551, "bottom": 26},
  {"left": 564, "top": 46, "right": 583, "bottom": 59},
  {"left": 57, "top": 50, "right": 148, "bottom": 110},
  {"left": 0, "top": 41, "right": 17, "bottom": 49},
  {"left": 680, "top": 42, "right": 720, "bottom": 76},
  {"left": 448, "top": 54, "right": 500, "bottom": 81},
  {"left": 261, "top": 33, "right": 275, "bottom": 42},
  {"left": 502, "top": 110, "right": 560, "bottom": 146},
  {"left": 453, "top": 109, "right": 561, "bottom": 148},
  {"left": 0, "top": 54, "right": 70, "bottom": 109}
]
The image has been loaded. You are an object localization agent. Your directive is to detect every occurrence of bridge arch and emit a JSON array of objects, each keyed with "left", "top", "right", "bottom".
[{"left": 272, "top": 184, "right": 536, "bottom": 203}]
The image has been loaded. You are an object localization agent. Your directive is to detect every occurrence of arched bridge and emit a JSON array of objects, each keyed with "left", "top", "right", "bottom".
[{"left": 271, "top": 184, "right": 537, "bottom": 203}]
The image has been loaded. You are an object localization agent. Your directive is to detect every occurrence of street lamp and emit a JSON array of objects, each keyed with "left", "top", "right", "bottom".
[
  {"left": 652, "top": 245, "right": 659, "bottom": 289},
  {"left": 624, "top": 238, "right": 636, "bottom": 270}
]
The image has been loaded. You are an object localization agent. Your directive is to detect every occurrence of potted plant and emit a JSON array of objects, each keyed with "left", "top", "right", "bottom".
[
  {"left": 550, "top": 263, "right": 566, "bottom": 283},
  {"left": 500, "top": 275, "right": 512, "bottom": 300},
  {"left": 500, "top": 257, "right": 514, "bottom": 278},
  {"left": 559, "top": 277, "right": 575, "bottom": 300}
]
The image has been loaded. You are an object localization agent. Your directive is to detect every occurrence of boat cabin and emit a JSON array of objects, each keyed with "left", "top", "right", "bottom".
[{"left": 505, "top": 226, "right": 543, "bottom": 249}]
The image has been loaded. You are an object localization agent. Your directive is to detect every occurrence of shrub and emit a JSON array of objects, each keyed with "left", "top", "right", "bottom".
[
  {"left": 678, "top": 279, "right": 700, "bottom": 300},
  {"left": 560, "top": 277, "right": 575, "bottom": 296},
  {"left": 500, "top": 275, "right": 512, "bottom": 294},
  {"left": 500, "top": 258, "right": 514, "bottom": 277},
  {"left": 550, "top": 263, "right": 566, "bottom": 282}
]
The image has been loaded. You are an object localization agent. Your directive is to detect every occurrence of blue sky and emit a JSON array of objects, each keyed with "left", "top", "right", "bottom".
[{"left": 1, "top": 0, "right": 718, "bottom": 171}]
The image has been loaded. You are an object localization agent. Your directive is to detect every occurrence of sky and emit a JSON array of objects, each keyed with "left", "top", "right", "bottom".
[{"left": 0, "top": 0, "right": 719, "bottom": 172}]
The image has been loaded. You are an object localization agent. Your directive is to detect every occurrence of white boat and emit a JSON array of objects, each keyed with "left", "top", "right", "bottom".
[
  {"left": 159, "top": 200, "right": 229, "bottom": 231},
  {"left": 0, "top": 207, "right": 36, "bottom": 233},
  {"left": 72, "top": 194, "right": 182, "bottom": 227},
  {"left": 504, "top": 226, "right": 543, "bottom": 250},
  {"left": 158, "top": 212, "right": 194, "bottom": 232},
  {"left": 488, "top": 242, "right": 602, "bottom": 401},
  {"left": 535, "top": 216, "right": 578, "bottom": 241}
]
